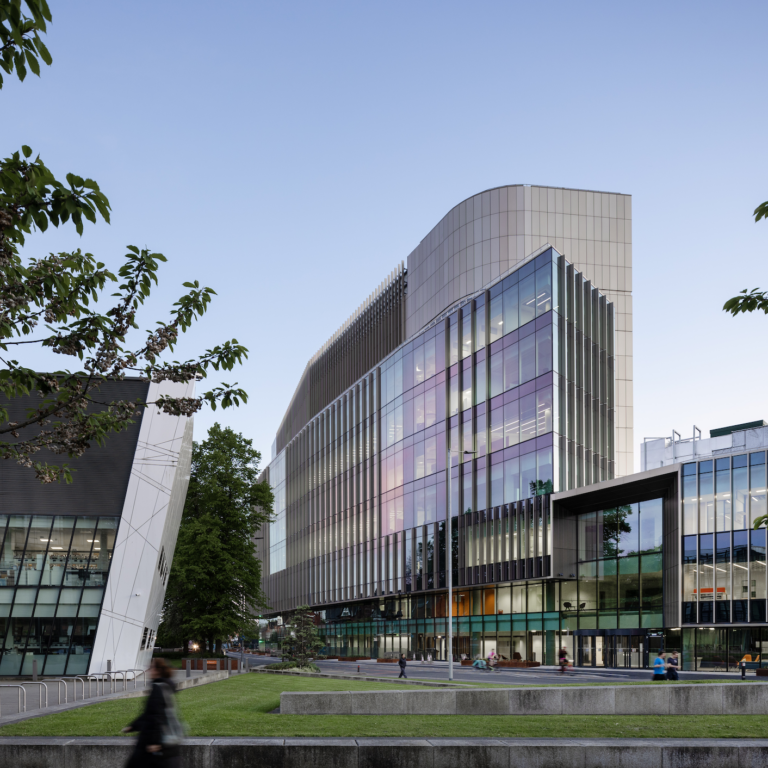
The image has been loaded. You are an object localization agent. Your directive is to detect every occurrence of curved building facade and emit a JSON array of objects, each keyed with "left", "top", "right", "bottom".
[{"left": 259, "top": 186, "right": 639, "bottom": 666}]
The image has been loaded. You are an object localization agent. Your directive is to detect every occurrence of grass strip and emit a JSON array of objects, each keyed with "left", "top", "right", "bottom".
[{"left": 1, "top": 674, "right": 767, "bottom": 739}]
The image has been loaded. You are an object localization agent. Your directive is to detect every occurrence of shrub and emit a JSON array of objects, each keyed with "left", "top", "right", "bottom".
[{"left": 266, "top": 661, "right": 320, "bottom": 672}]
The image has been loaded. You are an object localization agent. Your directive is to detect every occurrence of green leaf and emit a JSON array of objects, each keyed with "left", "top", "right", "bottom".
[
  {"left": 33, "top": 35, "right": 52, "bottom": 65},
  {"left": 24, "top": 48, "right": 40, "bottom": 76},
  {"left": 15, "top": 53, "right": 27, "bottom": 81},
  {"left": 21, "top": 145, "right": 32, "bottom": 158}
]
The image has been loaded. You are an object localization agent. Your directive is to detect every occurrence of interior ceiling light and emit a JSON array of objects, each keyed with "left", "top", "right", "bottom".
[{"left": 51, "top": 546, "right": 63, "bottom": 550}]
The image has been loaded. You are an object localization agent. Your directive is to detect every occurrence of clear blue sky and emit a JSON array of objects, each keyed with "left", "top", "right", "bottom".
[{"left": 6, "top": 0, "right": 768, "bottom": 470}]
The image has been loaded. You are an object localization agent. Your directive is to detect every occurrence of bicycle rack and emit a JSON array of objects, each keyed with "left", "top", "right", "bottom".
[
  {"left": 91, "top": 673, "right": 114, "bottom": 695},
  {"left": 0, "top": 684, "right": 26, "bottom": 714},
  {"left": 46, "top": 679, "right": 68, "bottom": 705},
  {"left": 110, "top": 670, "right": 127, "bottom": 692},
  {"left": 124, "top": 669, "right": 146, "bottom": 689},
  {"left": 24, "top": 682, "right": 48, "bottom": 709},
  {"left": 57, "top": 677, "right": 85, "bottom": 701},
  {"left": 76, "top": 675, "right": 101, "bottom": 698}
]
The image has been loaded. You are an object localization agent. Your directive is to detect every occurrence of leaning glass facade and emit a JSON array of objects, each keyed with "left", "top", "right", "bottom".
[{"left": 0, "top": 515, "right": 116, "bottom": 676}]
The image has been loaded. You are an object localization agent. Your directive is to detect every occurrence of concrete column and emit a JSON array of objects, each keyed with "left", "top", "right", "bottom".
[
  {"left": 185, "top": 659, "right": 191, "bottom": 678},
  {"left": 203, "top": 659, "right": 207, "bottom": 674}
]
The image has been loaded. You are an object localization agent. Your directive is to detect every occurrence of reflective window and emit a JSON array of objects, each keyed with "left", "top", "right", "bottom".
[{"left": 0, "top": 515, "right": 116, "bottom": 676}]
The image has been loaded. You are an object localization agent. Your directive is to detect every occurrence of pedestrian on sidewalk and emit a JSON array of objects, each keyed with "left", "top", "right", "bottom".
[
  {"left": 122, "top": 658, "right": 185, "bottom": 767},
  {"left": 398, "top": 654, "right": 407, "bottom": 679},
  {"left": 666, "top": 651, "right": 679, "bottom": 681},
  {"left": 652, "top": 651, "right": 667, "bottom": 681}
]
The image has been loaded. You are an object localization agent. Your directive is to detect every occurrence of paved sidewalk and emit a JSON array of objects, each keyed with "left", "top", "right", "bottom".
[{"left": 0, "top": 668, "right": 231, "bottom": 723}]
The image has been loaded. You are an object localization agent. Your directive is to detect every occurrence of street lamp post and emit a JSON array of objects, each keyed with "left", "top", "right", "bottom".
[{"left": 447, "top": 447, "right": 475, "bottom": 682}]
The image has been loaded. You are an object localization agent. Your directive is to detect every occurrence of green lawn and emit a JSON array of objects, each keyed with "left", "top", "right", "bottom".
[{"left": 1, "top": 674, "right": 767, "bottom": 739}]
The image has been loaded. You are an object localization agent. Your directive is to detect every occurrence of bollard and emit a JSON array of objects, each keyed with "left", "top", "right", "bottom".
[
  {"left": 357, "top": 665, "right": 360, "bottom": 674},
  {"left": 203, "top": 659, "right": 207, "bottom": 674},
  {"left": 32, "top": 660, "right": 38, "bottom": 681},
  {"left": 186, "top": 659, "right": 191, "bottom": 679}
]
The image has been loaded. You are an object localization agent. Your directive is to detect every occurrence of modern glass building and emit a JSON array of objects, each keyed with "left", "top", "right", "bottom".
[
  {"left": 258, "top": 186, "right": 652, "bottom": 666},
  {"left": 0, "top": 379, "right": 193, "bottom": 676},
  {"left": 641, "top": 425, "right": 768, "bottom": 670}
]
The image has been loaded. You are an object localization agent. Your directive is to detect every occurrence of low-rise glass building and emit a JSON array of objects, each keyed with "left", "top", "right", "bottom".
[{"left": 0, "top": 379, "right": 194, "bottom": 676}]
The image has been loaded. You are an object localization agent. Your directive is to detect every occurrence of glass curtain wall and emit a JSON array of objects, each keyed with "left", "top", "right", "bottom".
[
  {"left": 575, "top": 499, "right": 663, "bottom": 630},
  {"left": 271, "top": 247, "right": 614, "bottom": 638},
  {"left": 681, "top": 453, "right": 768, "bottom": 625},
  {"left": 0, "top": 515, "right": 117, "bottom": 676}
]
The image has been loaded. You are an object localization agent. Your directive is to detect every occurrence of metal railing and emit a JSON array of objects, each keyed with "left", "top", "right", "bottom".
[
  {"left": 0, "top": 684, "right": 26, "bottom": 714},
  {"left": 0, "top": 665, "right": 151, "bottom": 719},
  {"left": 24, "top": 681, "right": 48, "bottom": 709},
  {"left": 76, "top": 675, "right": 105, "bottom": 698},
  {"left": 109, "top": 670, "right": 127, "bottom": 692},
  {"left": 46, "top": 679, "right": 68, "bottom": 705},
  {"left": 122, "top": 669, "right": 146, "bottom": 689},
  {"left": 57, "top": 677, "right": 85, "bottom": 701}
]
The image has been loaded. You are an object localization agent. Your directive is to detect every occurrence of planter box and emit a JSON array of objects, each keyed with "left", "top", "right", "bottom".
[
  {"left": 187, "top": 658, "right": 239, "bottom": 671},
  {"left": 377, "top": 658, "right": 399, "bottom": 663}
]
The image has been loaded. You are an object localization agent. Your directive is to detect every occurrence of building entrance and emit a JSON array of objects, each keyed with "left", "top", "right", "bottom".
[{"left": 575, "top": 629, "right": 649, "bottom": 668}]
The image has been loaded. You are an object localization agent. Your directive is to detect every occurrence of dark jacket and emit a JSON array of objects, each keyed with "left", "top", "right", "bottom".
[
  {"left": 125, "top": 679, "right": 180, "bottom": 768},
  {"left": 398, "top": 657, "right": 407, "bottom": 669}
]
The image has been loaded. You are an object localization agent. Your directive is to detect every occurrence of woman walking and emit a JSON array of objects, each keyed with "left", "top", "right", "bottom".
[
  {"left": 398, "top": 654, "right": 407, "bottom": 679},
  {"left": 123, "top": 658, "right": 183, "bottom": 767}
]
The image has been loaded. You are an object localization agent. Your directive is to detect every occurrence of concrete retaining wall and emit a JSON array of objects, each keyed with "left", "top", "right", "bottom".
[
  {"left": 281, "top": 682, "right": 768, "bottom": 716},
  {"left": 0, "top": 737, "right": 766, "bottom": 768}
]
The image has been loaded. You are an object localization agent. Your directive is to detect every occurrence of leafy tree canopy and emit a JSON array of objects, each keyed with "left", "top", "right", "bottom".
[
  {"left": 281, "top": 605, "right": 322, "bottom": 667},
  {"left": 159, "top": 424, "right": 273, "bottom": 653},
  {"left": 0, "top": 1, "right": 247, "bottom": 483}
]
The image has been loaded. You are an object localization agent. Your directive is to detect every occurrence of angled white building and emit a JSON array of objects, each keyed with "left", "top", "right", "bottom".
[{"left": 0, "top": 379, "right": 193, "bottom": 676}]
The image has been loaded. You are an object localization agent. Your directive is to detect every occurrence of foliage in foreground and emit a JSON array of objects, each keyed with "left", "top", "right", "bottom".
[{"left": 0, "top": 0, "right": 248, "bottom": 483}]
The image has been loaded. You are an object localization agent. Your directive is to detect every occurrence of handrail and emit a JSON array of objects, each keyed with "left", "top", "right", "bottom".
[
  {"left": 46, "top": 679, "right": 68, "bottom": 704},
  {"left": 0, "top": 684, "right": 26, "bottom": 714},
  {"left": 57, "top": 677, "right": 85, "bottom": 701},
  {"left": 25, "top": 681, "right": 47, "bottom": 709}
]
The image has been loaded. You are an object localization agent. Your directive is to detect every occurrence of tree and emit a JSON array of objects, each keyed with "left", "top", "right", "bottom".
[
  {"left": 0, "top": 1, "right": 247, "bottom": 483},
  {"left": 723, "top": 199, "right": 768, "bottom": 318},
  {"left": 160, "top": 424, "right": 273, "bottom": 653},
  {"left": 281, "top": 605, "right": 322, "bottom": 667}
]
